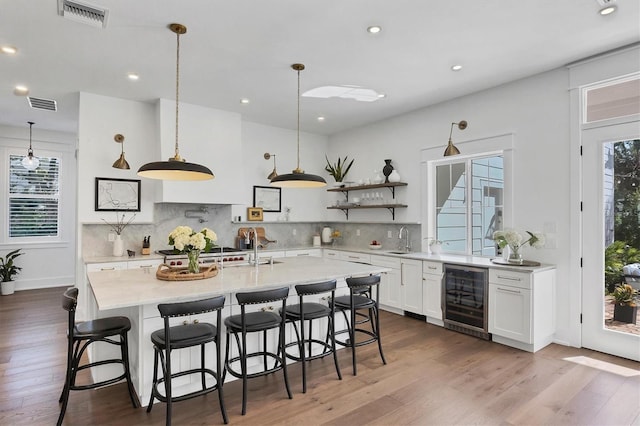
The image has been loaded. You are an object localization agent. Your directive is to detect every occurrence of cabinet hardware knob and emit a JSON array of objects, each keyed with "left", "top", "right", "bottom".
[
  {"left": 183, "top": 320, "right": 188, "bottom": 325},
  {"left": 193, "top": 319, "right": 199, "bottom": 324}
]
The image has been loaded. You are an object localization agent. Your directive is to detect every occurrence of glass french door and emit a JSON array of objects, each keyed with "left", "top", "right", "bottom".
[{"left": 582, "top": 120, "right": 640, "bottom": 361}]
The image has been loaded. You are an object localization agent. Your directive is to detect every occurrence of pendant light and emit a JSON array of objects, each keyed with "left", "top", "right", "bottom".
[
  {"left": 270, "top": 64, "right": 326, "bottom": 188},
  {"left": 137, "top": 23, "right": 214, "bottom": 181},
  {"left": 112, "top": 134, "right": 130, "bottom": 169},
  {"left": 264, "top": 152, "right": 278, "bottom": 180},
  {"left": 22, "top": 121, "right": 39, "bottom": 170},
  {"left": 444, "top": 120, "right": 467, "bottom": 157}
]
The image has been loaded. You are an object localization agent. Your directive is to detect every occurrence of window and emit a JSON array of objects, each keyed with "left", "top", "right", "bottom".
[
  {"left": 434, "top": 154, "right": 503, "bottom": 256},
  {"left": 8, "top": 154, "right": 60, "bottom": 238}
]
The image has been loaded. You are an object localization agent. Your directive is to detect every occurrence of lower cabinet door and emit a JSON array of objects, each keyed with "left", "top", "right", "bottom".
[
  {"left": 401, "top": 259, "right": 423, "bottom": 314},
  {"left": 488, "top": 283, "right": 532, "bottom": 343},
  {"left": 422, "top": 272, "right": 443, "bottom": 320}
]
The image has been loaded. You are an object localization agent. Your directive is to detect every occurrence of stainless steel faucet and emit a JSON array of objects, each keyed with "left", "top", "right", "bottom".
[
  {"left": 398, "top": 226, "right": 411, "bottom": 252},
  {"left": 248, "top": 227, "right": 259, "bottom": 264}
]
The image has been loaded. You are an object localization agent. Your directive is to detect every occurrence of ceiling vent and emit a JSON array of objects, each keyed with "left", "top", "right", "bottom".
[
  {"left": 28, "top": 97, "right": 58, "bottom": 112},
  {"left": 57, "top": 0, "right": 109, "bottom": 28}
]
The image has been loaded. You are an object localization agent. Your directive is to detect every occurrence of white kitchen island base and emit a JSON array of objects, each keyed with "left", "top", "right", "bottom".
[{"left": 87, "top": 256, "right": 390, "bottom": 405}]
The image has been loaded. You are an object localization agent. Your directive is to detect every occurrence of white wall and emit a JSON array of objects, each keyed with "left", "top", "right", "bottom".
[
  {"left": 0, "top": 124, "right": 76, "bottom": 290},
  {"left": 234, "top": 121, "right": 329, "bottom": 222},
  {"left": 328, "top": 68, "right": 575, "bottom": 344}
]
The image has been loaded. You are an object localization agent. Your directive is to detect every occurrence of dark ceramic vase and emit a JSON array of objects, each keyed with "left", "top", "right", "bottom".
[{"left": 383, "top": 159, "right": 393, "bottom": 183}]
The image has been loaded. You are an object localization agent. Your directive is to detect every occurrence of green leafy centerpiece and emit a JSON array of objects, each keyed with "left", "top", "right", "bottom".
[{"left": 168, "top": 226, "right": 218, "bottom": 274}]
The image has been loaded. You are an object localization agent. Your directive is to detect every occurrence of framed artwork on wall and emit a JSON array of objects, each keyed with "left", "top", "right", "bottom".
[
  {"left": 95, "top": 177, "right": 141, "bottom": 212},
  {"left": 253, "top": 185, "right": 281, "bottom": 212},
  {"left": 247, "top": 207, "right": 264, "bottom": 221}
]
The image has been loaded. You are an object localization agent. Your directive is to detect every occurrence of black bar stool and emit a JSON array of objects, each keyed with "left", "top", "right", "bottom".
[
  {"left": 282, "top": 279, "right": 341, "bottom": 393},
  {"left": 334, "top": 275, "right": 387, "bottom": 375},
  {"left": 224, "top": 286, "right": 292, "bottom": 415},
  {"left": 146, "top": 295, "right": 227, "bottom": 426},
  {"left": 58, "top": 287, "right": 139, "bottom": 426}
]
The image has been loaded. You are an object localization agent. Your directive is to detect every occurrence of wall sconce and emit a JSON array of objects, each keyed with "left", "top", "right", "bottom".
[
  {"left": 444, "top": 120, "right": 467, "bottom": 157},
  {"left": 264, "top": 152, "right": 277, "bottom": 180},
  {"left": 112, "top": 133, "right": 130, "bottom": 169}
]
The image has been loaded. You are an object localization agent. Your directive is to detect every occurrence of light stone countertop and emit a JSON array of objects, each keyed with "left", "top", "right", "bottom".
[{"left": 88, "top": 256, "right": 390, "bottom": 311}]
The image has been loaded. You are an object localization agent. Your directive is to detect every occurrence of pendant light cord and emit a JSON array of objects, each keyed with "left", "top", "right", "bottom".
[
  {"left": 28, "top": 121, "right": 34, "bottom": 155},
  {"left": 174, "top": 30, "right": 181, "bottom": 159},
  {"left": 296, "top": 67, "right": 301, "bottom": 170}
]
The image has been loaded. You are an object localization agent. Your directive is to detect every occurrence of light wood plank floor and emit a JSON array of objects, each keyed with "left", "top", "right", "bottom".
[{"left": 1, "top": 287, "right": 638, "bottom": 425}]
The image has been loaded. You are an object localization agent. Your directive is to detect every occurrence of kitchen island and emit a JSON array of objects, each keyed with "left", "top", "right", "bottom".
[{"left": 86, "top": 256, "right": 390, "bottom": 405}]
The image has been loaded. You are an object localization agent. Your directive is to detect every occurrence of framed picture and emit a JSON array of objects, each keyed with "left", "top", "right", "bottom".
[
  {"left": 95, "top": 177, "right": 141, "bottom": 212},
  {"left": 247, "top": 207, "right": 264, "bottom": 221},
  {"left": 253, "top": 185, "right": 281, "bottom": 212}
]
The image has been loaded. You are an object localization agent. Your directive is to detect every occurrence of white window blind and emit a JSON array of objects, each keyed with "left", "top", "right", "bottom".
[{"left": 8, "top": 154, "right": 60, "bottom": 238}]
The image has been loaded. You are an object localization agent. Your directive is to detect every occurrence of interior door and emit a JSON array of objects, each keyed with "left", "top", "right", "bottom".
[{"left": 582, "top": 120, "right": 640, "bottom": 361}]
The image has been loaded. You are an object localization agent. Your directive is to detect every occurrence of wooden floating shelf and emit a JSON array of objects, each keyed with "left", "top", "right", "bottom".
[
  {"left": 326, "top": 204, "right": 407, "bottom": 220},
  {"left": 326, "top": 182, "right": 408, "bottom": 192}
]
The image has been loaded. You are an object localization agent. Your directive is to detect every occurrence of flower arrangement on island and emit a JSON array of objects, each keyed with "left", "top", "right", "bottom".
[
  {"left": 493, "top": 229, "right": 545, "bottom": 264},
  {"left": 168, "top": 226, "right": 218, "bottom": 273}
]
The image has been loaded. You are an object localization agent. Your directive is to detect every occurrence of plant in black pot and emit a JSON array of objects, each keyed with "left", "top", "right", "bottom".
[
  {"left": 0, "top": 249, "right": 23, "bottom": 295},
  {"left": 612, "top": 283, "right": 638, "bottom": 324}
]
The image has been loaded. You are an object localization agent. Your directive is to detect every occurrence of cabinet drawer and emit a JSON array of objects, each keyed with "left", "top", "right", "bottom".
[
  {"left": 127, "top": 259, "right": 163, "bottom": 269},
  {"left": 489, "top": 269, "right": 531, "bottom": 290},
  {"left": 86, "top": 262, "right": 127, "bottom": 272},
  {"left": 323, "top": 249, "right": 341, "bottom": 259},
  {"left": 370, "top": 255, "right": 401, "bottom": 269},
  {"left": 341, "top": 252, "right": 371, "bottom": 264},
  {"left": 423, "top": 261, "right": 442, "bottom": 275}
]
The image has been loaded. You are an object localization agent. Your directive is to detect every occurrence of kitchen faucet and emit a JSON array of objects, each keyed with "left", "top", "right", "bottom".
[
  {"left": 248, "top": 227, "right": 259, "bottom": 265},
  {"left": 398, "top": 226, "right": 411, "bottom": 252}
]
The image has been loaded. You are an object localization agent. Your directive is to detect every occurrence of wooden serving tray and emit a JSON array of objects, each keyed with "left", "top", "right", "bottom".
[{"left": 156, "top": 263, "right": 219, "bottom": 281}]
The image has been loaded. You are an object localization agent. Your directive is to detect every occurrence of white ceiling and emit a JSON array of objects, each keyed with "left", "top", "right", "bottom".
[{"left": 1, "top": 0, "right": 639, "bottom": 136}]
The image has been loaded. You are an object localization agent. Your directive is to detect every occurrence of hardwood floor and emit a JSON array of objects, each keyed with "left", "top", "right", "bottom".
[{"left": 1, "top": 287, "right": 638, "bottom": 425}]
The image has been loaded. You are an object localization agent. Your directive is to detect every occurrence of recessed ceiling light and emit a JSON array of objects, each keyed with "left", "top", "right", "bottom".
[
  {"left": 127, "top": 72, "right": 139, "bottom": 81},
  {"left": 599, "top": 4, "right": 617, "bottom": 14},
  {"left": 367, "top": 25, "right": 382, "bottom": 34},
  {"left": 14, "top": 85, "right": 29, "bottom": 96},
  {"left": 377, "top": 93, "right": 386, "bottom": 99},
  {"left": 240, "top": 98, "right": 250, "bottom": 104},
  {"left": 451, "top": 64, "right": 463, "bottom": 71},
  {"left": 1, "top": 45, "right": 17, "bottom": 55},
  {"left": 317, "top": 116, "right": 325, "bottom": 122}
]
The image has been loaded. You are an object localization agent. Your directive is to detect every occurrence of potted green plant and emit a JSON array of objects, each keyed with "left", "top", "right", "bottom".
[
  {"left": 612, "top": 283, "right": 638, "bottom": 324},
  {"left": 0, "top": 249, "right": 23, "bottom": 295},
  {"left": 325, "top": 155, "right": 354, "bottom": 184}
]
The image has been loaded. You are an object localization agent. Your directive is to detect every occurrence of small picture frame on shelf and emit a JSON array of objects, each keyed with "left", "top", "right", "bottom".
[{"left": 247, "top": 207, "right": 264, "bottom": 221}]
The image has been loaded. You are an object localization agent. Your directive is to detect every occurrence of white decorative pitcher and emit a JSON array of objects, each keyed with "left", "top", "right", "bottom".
[
  {"left": 388, "top": 170, "right": 401, "bottom": 182},
  {"left": 113, "top": 234, "right": 125, "bottom": 257}
]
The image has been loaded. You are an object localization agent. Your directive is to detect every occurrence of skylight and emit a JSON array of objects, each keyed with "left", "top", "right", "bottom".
[{"left": 303, "top": 86, "right": 383, "bottom": 102}]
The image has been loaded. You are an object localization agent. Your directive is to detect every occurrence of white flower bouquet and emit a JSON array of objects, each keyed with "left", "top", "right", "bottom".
[
  {"left": 168, "top": 226, "right": 218, "bottom": 253},
  {"left": 493, "top": 229, "right": 545, "bottom": 262}
]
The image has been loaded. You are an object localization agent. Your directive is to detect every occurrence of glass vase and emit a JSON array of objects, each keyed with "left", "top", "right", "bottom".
[
  {"left": 187, "top": 249, "right": 200, "bottom": 274},
  {"left": 508, "top": 246, "right": 523, "bottom": 264}
]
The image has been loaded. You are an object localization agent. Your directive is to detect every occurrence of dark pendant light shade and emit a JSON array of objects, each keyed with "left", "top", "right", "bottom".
[
  {"left": 137, "top": 23, "right": 214, "bottom": 181},
  {"left": 444, "top": 120, "right": 467, "bottom": 157},
  {"left": 22, "top": 121, "right": 39, "bottom": 170},
  {"left": 270, "top": 64, "right": 326, "bottom": 188}
]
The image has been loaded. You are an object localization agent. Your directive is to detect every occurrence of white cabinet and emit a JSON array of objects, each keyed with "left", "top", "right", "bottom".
[
  {"left": 285, "top": 248, "right": 322, "bottom": 257},
  {"left": 127, "top": 258, "right": 164, "bottom": 270},
  {"left": 370, "top": 255, "right": 402, "bottom": 313},
  {"left": 155, "top": 99, "right": 244, "bottom": 204},
  {"left": 401, "top": 259, "right": 423, "bottom": 315},
  {"left": 488, "top": 268, "right": 555, "bottom": 352},
  {"left": 323, "top": 249, "right": 371, "bottom": 265},
  {"left": 422, "top": 261, "right": 443, "bottom": 325}
]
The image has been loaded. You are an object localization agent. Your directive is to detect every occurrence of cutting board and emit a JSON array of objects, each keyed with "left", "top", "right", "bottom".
[{"left": 237, "top": 227, "right": 277, "bottom": 247}]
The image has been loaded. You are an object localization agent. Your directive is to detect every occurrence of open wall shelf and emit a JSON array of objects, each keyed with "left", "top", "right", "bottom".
[{"left": 327, "top": 182, "right": 408, "bottom": 220}]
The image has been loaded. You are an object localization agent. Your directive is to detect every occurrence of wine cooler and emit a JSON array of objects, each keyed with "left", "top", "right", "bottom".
[{"left": 443, "top": 264, "right": 491, "bottom": 340}]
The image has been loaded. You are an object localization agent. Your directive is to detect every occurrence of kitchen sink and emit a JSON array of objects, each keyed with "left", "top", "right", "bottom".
[
  {"left": 223, "top": 259, "right": 284, "bottom": 267},
  {"left": 386, "top": 250, "right": 413, "bottom": 255}
]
